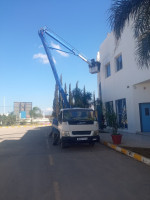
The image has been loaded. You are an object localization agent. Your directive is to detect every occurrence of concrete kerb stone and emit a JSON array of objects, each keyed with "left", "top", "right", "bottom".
[
  {"left": 0, "top": 124, "right": 51, "bottom": 128},
  {"left": 101, "top": 140, "right": 150, "bottom": 167}
]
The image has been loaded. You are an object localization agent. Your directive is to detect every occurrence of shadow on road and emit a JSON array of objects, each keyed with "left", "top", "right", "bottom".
[{"left": 0, "top": 126, "right": 51, "bottom": 157}]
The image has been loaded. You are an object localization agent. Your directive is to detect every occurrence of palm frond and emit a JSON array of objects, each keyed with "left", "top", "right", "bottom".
[
  {"left": 136, "top": 33, "right": 150, "bottom": 68},
  {"left": 134, "top": 1, "right": 150, "bottom": 67},
  {"left": 108, "top": 0, "right": 150, "bottom": 68},
  {"left": 108, "top": 0, "right": 144, "bottom": 40}
]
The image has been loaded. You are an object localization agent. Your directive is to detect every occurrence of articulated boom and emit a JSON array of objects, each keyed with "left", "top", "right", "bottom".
[
  {"left": 38, "top": 27, "right": 100, "bottom": 108},
  {"left": 38, "top": 28, "right": 70, "bottom": 108}
]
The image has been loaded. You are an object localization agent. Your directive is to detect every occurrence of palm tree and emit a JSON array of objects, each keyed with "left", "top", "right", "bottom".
[{"left": 108, "top": 0, "right": 150, "bottom": 68}]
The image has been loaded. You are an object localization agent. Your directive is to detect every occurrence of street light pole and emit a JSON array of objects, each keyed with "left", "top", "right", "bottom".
[{"left": 3, "top": 96, "right": 5, "bottom": 115}]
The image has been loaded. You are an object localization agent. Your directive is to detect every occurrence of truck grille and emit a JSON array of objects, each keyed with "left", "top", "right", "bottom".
[{"left": 72, "top": 131, "right": 91, "bottom": 135}]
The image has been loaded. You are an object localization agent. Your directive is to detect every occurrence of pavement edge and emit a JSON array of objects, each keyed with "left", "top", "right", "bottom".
[
  {"left": 101, "top": 140, "right": 150, "bottom": 167},
  {"left": 0, "top": 124, "right": 51, "bottom": 128}
]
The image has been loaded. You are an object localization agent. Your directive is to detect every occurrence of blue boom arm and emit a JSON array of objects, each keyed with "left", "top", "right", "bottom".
[
  {"left": 38, "top": 28, "right": 70, "bottom": 108},
  {"left": 39, "top": 27, "right": 100, "bottom": 68},
  {"left": 38, "top": 27, "right": 100, "bottom": 108}
]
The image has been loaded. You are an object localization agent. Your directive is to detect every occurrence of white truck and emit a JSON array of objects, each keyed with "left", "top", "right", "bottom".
[{"left": 51, "top": 108, "right": 100, "bottom": 147}]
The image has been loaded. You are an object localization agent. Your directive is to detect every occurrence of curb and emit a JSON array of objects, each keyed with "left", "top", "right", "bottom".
[
  {"left": 0, "top": 124, "right": 51, "bottom": 128},
  {"left": 101, "top": 140, "right": 150, "bottom": 167}
]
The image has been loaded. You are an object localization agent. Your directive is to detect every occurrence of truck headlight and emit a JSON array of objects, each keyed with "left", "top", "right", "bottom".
[
  {"left": 93, "top": 130, "right": 99, "bottom": 136},
  {"left": 62, "top": 131, "right": 70, "bottom": 136}
]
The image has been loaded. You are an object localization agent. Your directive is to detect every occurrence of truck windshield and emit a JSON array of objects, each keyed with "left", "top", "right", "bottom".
[{"left": 63, "top": 109, "right": 94, "bottom": 122}]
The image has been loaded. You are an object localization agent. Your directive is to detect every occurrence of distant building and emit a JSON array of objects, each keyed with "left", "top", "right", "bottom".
[
  {"left": 14, "top": 102, "right": 32, "bottom": 118},
  {"left": 97, "top": 21, "right": 150, "bottom": 133}
]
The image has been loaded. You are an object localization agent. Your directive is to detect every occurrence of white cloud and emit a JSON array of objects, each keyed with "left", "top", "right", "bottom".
[
  {"left": 33, "top": 53, "right": 48, "bottom": 64},
  {"left": 33, "top": 53, "right": 56, "bottom": 64},
  {"left": 51, "top": 42, "right": 69, "bottom": 57},
  {"left": 43, "top": 107, "right": 53, "bottom": 114},
  {"left": 45, "top": 107, "right": 53, "bottom": 112}
]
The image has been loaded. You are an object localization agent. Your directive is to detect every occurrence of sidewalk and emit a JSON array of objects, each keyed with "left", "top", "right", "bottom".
[
  {"left": 99, "top": 131, "right": 150, "bottom": 166},
  {"left": 100, "top": 131, "right": 150, "bottom": 148}
]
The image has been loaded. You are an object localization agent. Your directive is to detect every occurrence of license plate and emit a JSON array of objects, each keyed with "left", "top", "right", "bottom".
[{"left": 77, "top": 137, "right": 88, "bottom": 141}]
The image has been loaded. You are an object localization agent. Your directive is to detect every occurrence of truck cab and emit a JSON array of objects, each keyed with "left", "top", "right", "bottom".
[{"left": 54, "top": 108, "right": 100, "bottom": 148}]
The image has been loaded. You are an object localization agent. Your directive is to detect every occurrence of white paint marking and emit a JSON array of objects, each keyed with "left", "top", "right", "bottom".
[
  {"left": 49, "top": 155, "right": 54, "bottom": 166},
  {"left": 53, "top": 181, "right": 61, "bottom": 200}
]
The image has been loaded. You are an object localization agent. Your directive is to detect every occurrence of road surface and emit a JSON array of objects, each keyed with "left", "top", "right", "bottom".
[{"left": 0, "top": 126, "right": 150, "bottom": 200}]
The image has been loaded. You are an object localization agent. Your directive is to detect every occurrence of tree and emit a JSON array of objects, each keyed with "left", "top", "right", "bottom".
[
  {"left": 76, "top": 81, "right": 79, "bottom": 89},
  {"left": 52, "top": 84, "right": 59, "bottom": 118},
  {"left": 93, "top": 92, "right": 96, "bottom": 110},
  {"left": 64, "top": 83, "right": 67, "bottom": 95},
  {"left": 72, "top": 83, "right": 92, "bottom": 108},
  {"left": 63, "top": 83, "right": 68, "bottom": 108},
  {"left": 69, "top": 83, "right": 73, "bottom": 106},
  {"left": 83, "top": 86, "right": 86, "bottom": 105},
  {"left": 52, "top": 81, "right": 93, "bottom": 113},
  {"left": 29, "top": 107, "right": 43, "bottom": 119},
  {"left": 108, "top": 0, "right": 150, "bottom": 68},
  {"left": 7, "top": 113, "right": 16, "bottom": 125},
  {"left": 59, "top": 74, "right": 63, "bottom": 110},
  {"left": 82, "top": 86, "right": 92, "bottom": 108},
  {"left": 72, "top": 87, "right": 83, "bottom": 107},
  {"left": 0, "top": 113, "right": 16, "bottom": 126}
]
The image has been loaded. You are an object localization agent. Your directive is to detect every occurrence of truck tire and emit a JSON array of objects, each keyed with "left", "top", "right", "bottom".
[
  {"left": 52, "top": 132, "right": 59, "bottom": 145},
  {"left": 89, "top": 142, "right": 95, "bottom": 147},
  {"left": 49, "top": 126, "right": 53, "bottom": 138},
  {"left": 60, "top": 140, "right": 66, "bottom": 148}
]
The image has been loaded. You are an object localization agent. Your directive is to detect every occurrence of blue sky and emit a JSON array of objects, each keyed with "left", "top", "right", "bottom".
[{"left": 0, "top": 0, "right": 112, "bottom": 114}]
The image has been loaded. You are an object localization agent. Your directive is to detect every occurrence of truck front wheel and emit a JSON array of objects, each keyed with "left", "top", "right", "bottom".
[
  {"left": 52, "top": 132, "right": 60, "bottom": 145},
  {"left": 60, "top": 140, "right": 67, "bottom": 148},
  {"left": 89, "top": 142, "right": 95, "bottom": 147}
]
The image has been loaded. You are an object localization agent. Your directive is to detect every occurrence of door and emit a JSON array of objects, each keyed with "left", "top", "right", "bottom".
[{"left": 140, "top": 103, "right": 150, "bottom": 132}]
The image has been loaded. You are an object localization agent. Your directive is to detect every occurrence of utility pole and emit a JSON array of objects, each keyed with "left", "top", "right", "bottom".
[{"left": 3, "top": 96, "right": 5, "bottom": 115}]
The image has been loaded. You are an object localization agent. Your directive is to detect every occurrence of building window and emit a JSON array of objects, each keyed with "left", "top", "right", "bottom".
[
  {"left": 105, "top": 63, "right": 111, "bottom": 77},
  {"left": 116, "top": 54, "right": 123, "bottom": 71},
  {"left": 115, "top": 98, "right": 128, "bottom": 128},
  {"left": 105, "top": 101, "right": 113, "bottom": 113}
]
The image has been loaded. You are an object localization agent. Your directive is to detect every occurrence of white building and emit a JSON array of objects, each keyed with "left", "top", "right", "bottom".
[{"left": 97, "top": 22, "right": 150, "bottom": 133}]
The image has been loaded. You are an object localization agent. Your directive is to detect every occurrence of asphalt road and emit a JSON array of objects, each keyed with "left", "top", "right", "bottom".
[{"left": 0, "top": 126, "right": 150, "bottom": 200}]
